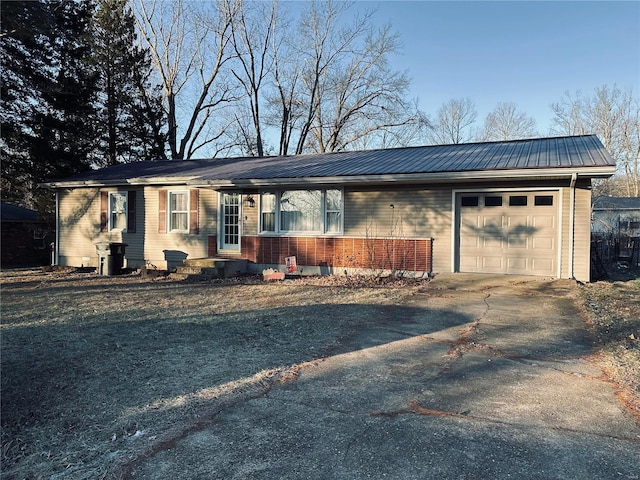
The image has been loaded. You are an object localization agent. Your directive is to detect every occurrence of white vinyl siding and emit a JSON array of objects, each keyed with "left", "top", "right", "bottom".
[
  {"left": 144, "top": 186, "right": 215, "bottom": 270},
  {"left": 57, "top": 188, "right": 144, "bottom": 268}
]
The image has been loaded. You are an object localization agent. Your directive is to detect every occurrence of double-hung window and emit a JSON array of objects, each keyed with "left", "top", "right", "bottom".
[
  {"left": 261, "top": 193, "right": 276, "bottom": 232},
  {"left": 260, "top": 189, "right": 343, "bottom": 234},
  {"left": 101, "top": 190, "right": 136, "bottom": 233},
  {"left": 325, "top": 189, "right": 342, "bottom": 233},
  {"left": 110, "top": 192, "right": 128, "bottom": 231},
  {"left": 169, "top": 191, "right": 189, "bottom": 232}
]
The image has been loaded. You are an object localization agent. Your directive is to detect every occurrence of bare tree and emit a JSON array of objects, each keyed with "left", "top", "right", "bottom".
[
  {"left": 551, "top": 85, "right": 639, "bottom": 196},
  {"left": 267, "top": 0, "right": 426, "bottom": 155},
  {"left": 478, "top": 102, "right": 538, "bottom": 141},
  {"left": 426, "top": 98, "right": 477, "bottom": 145},
  {"left": 133, "top": 0, "right": 239, "bottom": 159},
  {"left": 228, "top": 0, "right": 277, "bottom": 157},
  {"left": 317, "top": 25, "right": 427, "bottom": 152}
]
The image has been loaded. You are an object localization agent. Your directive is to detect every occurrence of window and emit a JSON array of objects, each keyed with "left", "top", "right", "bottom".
[
  {"left": 325, "top": 189, "right": 342, "bottom": 233},
  {"left": 461, "top": 196, "right": 479, "bottom": 207},
  {"left": 484, "top": 196, "right": 503, "bottom": 207},
  {"left": 260, "top": 189, "right": 343, "bottom": 234},
  {"left": 158, "top": 190, "right": 197, "bottom": 234},
  {"left": 110, "top": 192, "right": 128, "bottom": 231},
  {"left": 280, "top": 190, "right": 322, "bottom": 232},
  {"left": 534, "top": 195, "right": 554, "bottom": 206},
  {"left": 261, "top": 193, "right": 276, "bottom": 232},
  {"left": 169, "top": 191, "right": 189, "bottom": 232},
  {"left": 509, "top": 195, "right": 528, "bottom": 206},
  {"left": 101, "top": 191, "right": 136, "bottom": 233}
]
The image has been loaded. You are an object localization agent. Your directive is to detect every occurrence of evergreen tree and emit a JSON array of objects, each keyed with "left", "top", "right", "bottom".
[
  {"left": 91, "top": 0, "right": 166, "bottom": 165},
  {"left": 1, "top": 1, "right": 55, "bottom": 208},
  {"left": 1, "top": 0, "right": 99, "bottom": 216}
]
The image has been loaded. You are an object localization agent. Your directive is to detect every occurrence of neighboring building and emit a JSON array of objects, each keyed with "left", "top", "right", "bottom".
[
  {"left": 0, "top": 202, "right": 52, "bottom": 267},
  {"left": 41, "top": 135, "right": 616, "bottom": 282},
  {"left": 592, "top": 196, "right": 640, "bottom": 239}
]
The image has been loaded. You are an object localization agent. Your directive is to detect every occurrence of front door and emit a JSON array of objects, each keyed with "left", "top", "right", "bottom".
[{"left": 221, "top": 192, "right": 241, "bottom": 251}]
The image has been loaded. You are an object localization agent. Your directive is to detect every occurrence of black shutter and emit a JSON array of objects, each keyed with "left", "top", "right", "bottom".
[{"left": 127, "top": 191, "right": 136, "bottom": 233}]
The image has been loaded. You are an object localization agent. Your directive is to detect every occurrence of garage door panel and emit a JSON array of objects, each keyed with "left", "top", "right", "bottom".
[
  {"left": 458, "top": 192, "right": 558, "bottom": 277},
  {"left": 532, "top": 236, "right": 554, "bottom": 250},
  {"left": 507, "top": 215, "right": 529, "bottom": 227},
  {"left": 483, "top": 236, "right": 503, "bottom": 248},
  {"left": 459, "top": 255, "right": 479, "bottom": 269},
  {"left": 532, "top": 258, "right": 554, "bottom": 272},
  {"left": 507, "top": 257, "right": 527, "bottom": 272},
  {"left": 483, "top": 215, "right": 503, "bottom": 228},
  {"left": 533, "top": 215, "right": 555, "bottom": 228},
  {"left": 460, "top": 236, "right": 480, "bottom": 248},
  {"left": 482, "top": 256, "right": 503, "bottom": 269},
  {"left": 507, "top": 236, "right": 528, "bottom": 248},
  {"left": 462, "top": 215, "right": 481, "bottom": 229}
]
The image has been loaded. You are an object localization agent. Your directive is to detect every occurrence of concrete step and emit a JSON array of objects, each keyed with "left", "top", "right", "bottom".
[
  {"left": 184, "top": 258, "right": 218, "bottom": 268},
  {"left": 183, "top": 258, "right": 248, "bottom": 277},
  {"left": 176, "top": 258, "right": 249, "bottom": 280},
  {"left": 175, "top": 265, "right": 219, "bottom": 276}
]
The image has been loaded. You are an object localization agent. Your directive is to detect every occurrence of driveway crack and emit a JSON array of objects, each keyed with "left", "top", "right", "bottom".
[{"left": 371, "top": 400, "right": 640, "bottom": 444}]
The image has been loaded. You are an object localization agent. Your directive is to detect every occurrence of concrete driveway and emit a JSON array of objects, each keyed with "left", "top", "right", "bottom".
[{"left": 125, "top": 274, "right": 640, "bottom": 479}]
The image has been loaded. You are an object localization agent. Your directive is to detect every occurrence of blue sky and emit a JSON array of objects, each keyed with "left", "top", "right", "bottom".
[{"left": 358, "top": 0, "right": 640, "bottom": 135}]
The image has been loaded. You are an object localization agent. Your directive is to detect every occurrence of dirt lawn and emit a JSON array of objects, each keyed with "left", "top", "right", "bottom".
[{"left": 1, "top": 269, "right": 638, "bottom": 479}]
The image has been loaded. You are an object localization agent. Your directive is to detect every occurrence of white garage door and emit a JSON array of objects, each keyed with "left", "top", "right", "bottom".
[{"left": 457, "top": 192, "right": 558, "bottom": 276}]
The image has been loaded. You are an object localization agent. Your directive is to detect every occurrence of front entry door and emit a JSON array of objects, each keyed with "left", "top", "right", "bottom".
[{"left": 221, "top": 193, "right": 240, "bottom": 251}]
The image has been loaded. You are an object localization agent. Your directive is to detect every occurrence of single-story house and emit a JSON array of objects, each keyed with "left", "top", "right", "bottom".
[
  {"left": 592, "top": 196, "right": 640, "bottom": 238},
  {"left": 1, "top": 202, "right": 53, "bottom": 267},
  {"left": 41, "top": 134, "right": 615, "bottom": 282}
]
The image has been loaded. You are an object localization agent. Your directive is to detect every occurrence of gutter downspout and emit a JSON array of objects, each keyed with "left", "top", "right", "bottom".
[
  {"left": 568, "top": 173, "right": 577, "bottom": 279},
  {"left": 55, "top": 190, "right": 60, "bottom": 266}
]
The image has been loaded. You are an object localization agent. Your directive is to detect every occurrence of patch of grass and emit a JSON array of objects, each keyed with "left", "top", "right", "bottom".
[
  {"left": 577, "top": 278, "right": 640, "bottom": 419},
  {"left": 0, "top": 269, "right": 413, "bottom": 479}
]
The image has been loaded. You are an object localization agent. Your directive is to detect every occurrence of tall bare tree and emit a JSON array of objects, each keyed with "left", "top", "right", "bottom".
[
  {"left": 133, "top": 0, "right": 238, "bottom": 159},
  {"left": 267, "top": 0, "right": 426, "bottom": 155},
  {"left": 551, "top": 85, "right": 639, "bottom": 197},
  {"left": 478, "top": 102, "right": 538, "bottom": 142},
  {"left": 227, "top": 0, "right": 277, "bottom": 157},
  {"left": 426, "top": 98, "right": 477, "bottom": 145}
]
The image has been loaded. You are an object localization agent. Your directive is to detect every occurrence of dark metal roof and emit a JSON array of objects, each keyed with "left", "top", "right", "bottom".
[
  {"left": 45, "top": 135, "right": 615, "bottom": 187},
  {"left": 593, "top": 196, "right": 640, "bottom": 211},
  {"left": 1, "top": 202, "right": 40, "bottom": 222}
]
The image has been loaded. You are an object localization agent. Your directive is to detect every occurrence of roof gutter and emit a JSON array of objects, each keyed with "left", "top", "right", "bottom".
[{"left": 39, "top": 177, "right": 200, "bottom": 189}]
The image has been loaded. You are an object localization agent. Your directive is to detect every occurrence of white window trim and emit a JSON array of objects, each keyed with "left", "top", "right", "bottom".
[
  {"left": 259, "top": 189, "right": 344, "bottom": 235},
  {"left": 168, "top": 190, "right": 190, "bottom": 233},
  {"left": 109, "top": 191, "right": 128, "bottom": 232}
]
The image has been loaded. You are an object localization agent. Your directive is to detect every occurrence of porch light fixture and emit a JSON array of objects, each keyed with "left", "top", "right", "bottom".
[{"left": 244, "top": 195, "right": 256, "bottom": 208}]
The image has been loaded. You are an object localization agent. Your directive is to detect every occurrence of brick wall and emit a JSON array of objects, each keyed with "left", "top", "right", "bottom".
[{"left": 238, "top": 236, "right": 432, "bottom": 273}]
